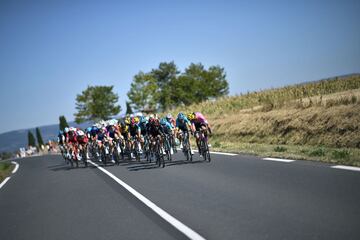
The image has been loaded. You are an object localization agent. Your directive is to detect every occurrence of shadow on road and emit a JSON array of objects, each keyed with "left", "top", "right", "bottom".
[
  {"left": 126, "top": 158, "right": 207, "bottom": 171},
  {"left": 49, "top": 154, "right": 209, "bottom": 172}
]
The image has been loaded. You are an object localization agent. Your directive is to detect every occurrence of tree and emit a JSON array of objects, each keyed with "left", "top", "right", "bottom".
[
  {"left": 28, "top": 131, "right": 36, "bottom": 147},
  {"left": 127, "top": 72, "right": 158, "bottom": 112},
  {"left": 59, "top": 115, "right": 69, "bottom": 131},
  {"left": 127, "top": 62, "right": 229, "bottom": 111},
  {"left": 125, "top": 101, "right": 133, "bottom": 115},
  {"left": 36, "top": 128, "right": 44, "bottom": 147},
  {"left": 181, "top": 63, "right": 229, "bottom": 102},
  {"left": 151, "top": 61, "right": 180, "bottom": 111},
  {"left": 74, "top": 85, "right": 121, "bottom": 123}
]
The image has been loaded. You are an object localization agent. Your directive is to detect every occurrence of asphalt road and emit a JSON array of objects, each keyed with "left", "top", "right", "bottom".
[{"left": 1, "top": 152, "right": 360, "bottom": 240}]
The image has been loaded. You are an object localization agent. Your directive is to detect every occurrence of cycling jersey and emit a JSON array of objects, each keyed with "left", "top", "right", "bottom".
[
  {"left": 147, "top": 123, "right": 165, "bottom": 137},
  {"left": 166, "top": 117, "right": 176, "bottom": 128},
  {"left": 58, "top": 133, "right": 65, "bottom": 144},
  {"left": 97, "top": 130, "right": 108, "bottom": 141},
  {"left": 138, "top": 122, "right": 148, "bottom": 136},
  {"left": 161, "top": 121, "right": 174, "bottom": 135},
  {"left": 90, "top": 126, "right": 99, "bottom": 137},
  {"left": 67, "top": 130, "right": 78, "bottom": 143},
  {"left": 176, "top": 117, "right": 191, "bottom": 131},
  {"left": 129, "top": 124, "right": 140, "bottom": 137},
  {"left": 193, "top": 112, "right": 208, "bottom": 125},
  {"left": 191, "top": 112, "right": 209, "bottom": 131}
]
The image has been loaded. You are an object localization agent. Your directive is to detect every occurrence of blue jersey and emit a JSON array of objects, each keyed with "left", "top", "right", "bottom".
[
  {"left": 162, "top": 121, "right": 174, "bottom": 130},
  {"left": 176, "top": 117, "right": 191, "bottom": 129}
]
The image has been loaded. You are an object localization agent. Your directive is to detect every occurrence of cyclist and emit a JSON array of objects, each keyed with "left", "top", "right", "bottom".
[
  {"left": 160, "top": 118, "right": 174, "bottom": 155},
  {"left": 76, "top": 128, "right": 89, "bottom": 160},
  {"left": 165, "top": 113, "right": 176, "bottom": 127},
  {"left": 138, "top": 116, "right": 149, "bottom": 150},
  {"left": 147, "top": 117, "right": 166, "bottom": 154},
  {"left": 175, "top": 113, "right": 194, "bottom": 155},
  {"left": 128, "top": 117, "right": 142, "bottom": 158},
  {"left": 66, "top": 127, "right": 79, "bottom": 161},
  {"left": 57, "top": 130, "right": 66, "bottom": 159},
  {"left": 187, "top": 112, "right": 212, "bottom": 155}
]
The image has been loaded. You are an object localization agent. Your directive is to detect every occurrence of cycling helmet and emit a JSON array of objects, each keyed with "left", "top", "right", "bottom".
[
  {"left": 59, "top": 130, "right": 64, "bottom": 135},
  {"left": 77, "top": 130, "right": 85, "bottom": 136},
  {"left": 148, "top": 114, "right": 154, "bottom": 119},
  {"left": 160, "top": 118, "right": 167, "bottom": 125},
  {"left": 109, "top": 119, "right": 118, "bottom": 126},
  {"left": 149, "top": 117, "right": 156, "bottom": 125},
  {"left": 130, "top": 117, "right": 137, "bottom": 126},
  {"left": 177, "top": 112, "right": 186, "bottom": 120},
  {"left": 140, "top": 116, "right": 148, "bottom": 124},
  {"left": 187, "top": 112, "right": 196, "bottom": 121},
  {"left": 133, "top": 116, "right": 140, "bottom": 124},
  {"left": 119, "top": 121, "right": 126, "bottom": 128},
  {"left": 86, "top": 127, "right": 92, "bottom": 132},
  {"left": 125, "top": 117, "right": 130, "bottom": 125},
  {"left": 64, "top": 127, "right": 69, "bottom": 133},
  {"left": 166, "top": 113, "right": 173, "bottom": 120}
]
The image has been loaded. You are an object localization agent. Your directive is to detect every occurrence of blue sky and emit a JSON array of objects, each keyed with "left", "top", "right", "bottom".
[{"left": 0, "top": 0, "right": 359, "bottom": 134}]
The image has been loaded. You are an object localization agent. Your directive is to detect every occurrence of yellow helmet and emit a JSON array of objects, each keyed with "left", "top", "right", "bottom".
[
  {"left": 187, "top": 112, "right": 195, "bottom": 120},
  {"left": 125, "top": 117, "right": 130, "bottom": 125},
  {"left": 133, "top": 117, "right": 139, "bottom": 124}
]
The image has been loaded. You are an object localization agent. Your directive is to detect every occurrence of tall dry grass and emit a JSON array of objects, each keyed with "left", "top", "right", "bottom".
[{"left": 167, "top": 74, "right": 360, "bottom": 118}]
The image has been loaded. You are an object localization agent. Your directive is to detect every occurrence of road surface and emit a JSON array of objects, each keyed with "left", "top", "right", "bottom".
[{"left": 1, "top": 152, "right": 360, "bottom": 240}]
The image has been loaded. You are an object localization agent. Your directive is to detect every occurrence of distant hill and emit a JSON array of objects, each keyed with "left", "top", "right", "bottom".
[{"left": 0, "top": 121, "right": 91, "bottom": 153}]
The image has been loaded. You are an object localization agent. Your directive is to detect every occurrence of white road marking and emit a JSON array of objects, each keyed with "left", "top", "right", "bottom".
[
  {"left": 11, "top": 161, "right": 19, "bottom": 174},
  {"left": 0, "top": 177, "right": 11, "bottom": 189},
  {"left": 331, "top": 165, "right": 360, "bottom": 172},
  {"left": 263, "top": 157, "right": 296, "bottom": 163},
  {"left": 191, "top": 150, "right": 237, "bottom": 156},
  {"left": 88, "top": 160, "right": 206, "bottom": 240}
]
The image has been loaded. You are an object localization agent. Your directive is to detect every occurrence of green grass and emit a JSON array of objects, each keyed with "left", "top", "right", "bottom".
[
  {"left": 0, "top": 162, "right": 14, "bottom": 183},
  {"left": 206, "top": 137, "right": 360, "bottom": 166}
]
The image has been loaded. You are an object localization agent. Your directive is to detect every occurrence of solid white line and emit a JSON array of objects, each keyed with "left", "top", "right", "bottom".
[
  {"left": 209, "top": 151, "right": 237, "bottom": 156},
  {"left": 263, "top": 157, "right": 296, "bottom": 163},
  {"left": 88, "top": 160, "right": 206, "bottom": 240},
  {"left": 0, "top": 177, "right": 11, "bottom": 189},
  {"left": 11, "top": 161, "right": 19, "bottom": 174},
  {"left": 331, "top": 165, "right": 360, "bottom": 172},
  {"left": 192, "top": 150, "right": 237, "bottom": 156}
]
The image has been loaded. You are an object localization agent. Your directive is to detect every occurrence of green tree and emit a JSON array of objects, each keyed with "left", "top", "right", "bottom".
[
  {"left": 59, "top": 115, "right": 69, "bottom": 131},
  {"left": 151, "top": 61, "right": 180, "bottom": 111},
  {"left": 181, "top": 63, "right": 229, "bottom": 102},
  {"left": 127, "top": 62, "right": 229, "bottom": 111},
  {"left": 36, "top": 127, "right": 44, "bottom": 147},
  {"left": 28, "top": 131, "right": 36, "bottom": 147},
  {"left": 74, "top": 85, "right": 121, "bottom": 123},
  {"left": 125, "top": 101, "right": 133, "bottom": 115},
  {"left": 127, "top": 72, "right": 158, "bottom": 112}
]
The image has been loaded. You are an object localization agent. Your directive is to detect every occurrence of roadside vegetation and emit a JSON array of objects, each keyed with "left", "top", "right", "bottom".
[
  {"left": 170, "top": 74, "right": 360, "bottom": 166},
  {"left": 0, "top": 162, "right": 14, "bottom": 183}
]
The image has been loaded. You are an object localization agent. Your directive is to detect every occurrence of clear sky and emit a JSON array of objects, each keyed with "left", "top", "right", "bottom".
[{"left": 0, "top": 0, "right": 359, "bottom": 134}]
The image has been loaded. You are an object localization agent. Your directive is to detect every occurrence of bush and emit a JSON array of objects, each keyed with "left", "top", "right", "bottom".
[
  {"left": 309, "top": 148, "right": 326, "bottom": 157},
  {"left": 213, "top": 141, "right": 221, "bottom": 148},
  {"left": 0, "top": 162, "right": 11, "bottom": 171},
  {"left": 332, "top": 149, "right": 350, "bottom": 159},
  {"left": 274, "top": 146, "right": 287, "bottom": 152}
]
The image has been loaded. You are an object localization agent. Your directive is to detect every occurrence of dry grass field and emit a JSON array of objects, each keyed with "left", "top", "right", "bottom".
[{"left": 167, "top": 74, "right": 360, "bottom": 166}]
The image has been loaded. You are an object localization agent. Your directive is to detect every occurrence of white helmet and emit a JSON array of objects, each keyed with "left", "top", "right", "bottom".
[{"left": 77, "top": 129, "right": 85, "bottom": 136}]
